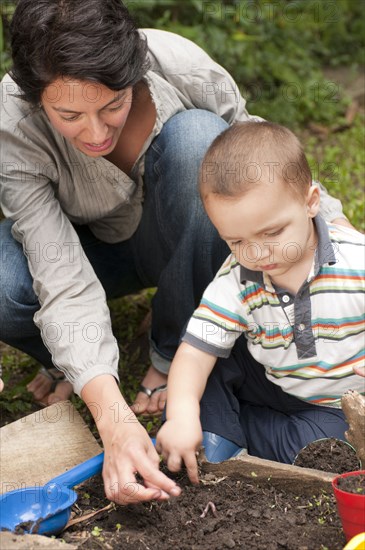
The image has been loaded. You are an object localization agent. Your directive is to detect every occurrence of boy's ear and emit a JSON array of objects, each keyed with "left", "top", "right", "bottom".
[{"left": 306, "top": 184, "right": 320, "bottom": 218}]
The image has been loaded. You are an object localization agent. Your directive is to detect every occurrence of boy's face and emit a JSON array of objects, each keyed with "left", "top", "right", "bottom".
[{"left": 203, "top": 180, "right": 320, "bottom": 278}]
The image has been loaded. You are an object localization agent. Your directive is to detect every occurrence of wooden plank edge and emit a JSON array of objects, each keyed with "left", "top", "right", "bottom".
[{"left": 200, "top": 452, "right": 336, "bottom": 495}]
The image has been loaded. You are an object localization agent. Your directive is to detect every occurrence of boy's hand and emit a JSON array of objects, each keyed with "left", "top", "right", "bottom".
[
  {"left": 353, "top": 365, "right": 365, "bottom": 377},
  {"left": 156, "top": 417, "right": 203, "bottom": 484}
]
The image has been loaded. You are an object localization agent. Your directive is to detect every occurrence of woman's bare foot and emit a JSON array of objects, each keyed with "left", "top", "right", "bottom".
[
  {"left": 131, "top": 365, "right": 167, "bottom": 415},
  {"left": 27, "top": 368, "right": 73, "bottom": 406}
]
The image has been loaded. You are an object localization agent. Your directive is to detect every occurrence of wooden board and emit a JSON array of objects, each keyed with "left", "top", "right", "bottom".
[
  {"left": 0, "top": 400, "right": 101, "bottom": 494},
  {"left": 200, "top": 451, "right": 336, "bottom": 495}
]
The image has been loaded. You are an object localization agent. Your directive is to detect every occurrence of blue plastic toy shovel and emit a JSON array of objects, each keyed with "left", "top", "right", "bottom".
[{"left": 0, "top": 452, "right": 104, "bottom": 536}]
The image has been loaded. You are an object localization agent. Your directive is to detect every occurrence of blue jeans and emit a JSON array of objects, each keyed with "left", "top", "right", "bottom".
[{"left": 0, "top": 110, "right": 230, "bottom": 374}]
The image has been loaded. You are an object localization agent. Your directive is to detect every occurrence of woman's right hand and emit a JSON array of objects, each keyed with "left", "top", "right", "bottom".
[
  {"left": 102, "top": 420, "right": 182, "bottom": 504},
  {"left": 81, "top": 374, "right": 181, "bottom": 505}
]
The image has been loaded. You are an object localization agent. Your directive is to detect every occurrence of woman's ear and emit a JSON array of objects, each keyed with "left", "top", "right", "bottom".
[{"left": 306, "top": 185, "right": 320, "bottom": 218}]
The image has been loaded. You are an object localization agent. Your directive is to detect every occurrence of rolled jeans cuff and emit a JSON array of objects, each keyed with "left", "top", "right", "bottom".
[{"left": 149, "top": 347, "right": 171, "bottom": 375}]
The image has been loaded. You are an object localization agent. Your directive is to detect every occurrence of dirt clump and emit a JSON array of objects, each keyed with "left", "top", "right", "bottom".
[{"left": 294, "top": 437, "right": 360, "bottom": 473}]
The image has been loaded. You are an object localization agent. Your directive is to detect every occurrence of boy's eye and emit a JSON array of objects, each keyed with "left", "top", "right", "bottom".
[
  {"left": 266, "top": 228, "right": 283, "bottom": 237},
  {"left": 231, "top": 240, "right": 242, "bottom": 246}
]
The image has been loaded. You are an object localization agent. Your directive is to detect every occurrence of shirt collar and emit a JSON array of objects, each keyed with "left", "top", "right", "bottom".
[{"left": 239, "top": 214, "right": 336, "bottom": 289}]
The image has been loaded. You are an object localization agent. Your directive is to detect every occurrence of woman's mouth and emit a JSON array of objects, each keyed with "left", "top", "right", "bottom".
[{"left": 82, "top": 137, "right": 113, "bottom": 152}]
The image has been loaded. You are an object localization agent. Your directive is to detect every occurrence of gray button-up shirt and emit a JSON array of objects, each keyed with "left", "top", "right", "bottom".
[{"left": 0, "top": 29, "right": 345, "bottom": 394}]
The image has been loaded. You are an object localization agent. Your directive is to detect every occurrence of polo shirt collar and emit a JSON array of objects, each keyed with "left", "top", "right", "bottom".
[{"left": 239, "top": 214, "right": 336, "bottom": 289}]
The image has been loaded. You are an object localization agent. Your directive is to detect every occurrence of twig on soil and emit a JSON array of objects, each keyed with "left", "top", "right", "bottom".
[
  {"left": 200, "top": 474, "right": 227, "bottom": 485},
  {"left": 65, "top": 503, "right": 114, "bottom": 528},
  {"left": 200, "top": 501, "right": 218, "bottom": 518},
  {"left": 139, "top": 538, "right": 151, "bottom": 550}
]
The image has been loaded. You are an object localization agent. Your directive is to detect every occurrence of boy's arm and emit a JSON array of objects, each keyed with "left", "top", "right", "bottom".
[{"left": 156, "top": 343, "right": 217, "bottom": 483}]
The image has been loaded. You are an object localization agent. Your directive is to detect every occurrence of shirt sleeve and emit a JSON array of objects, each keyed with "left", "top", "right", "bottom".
[
  {"left": 182, "top": 260, "right": 248, "bottom": 357},
  {"left": 0, "top": 78, "right": 119, "bottom": 395},
  {"left": 143, "top": 28, "right": 263, "bottom": 124}
]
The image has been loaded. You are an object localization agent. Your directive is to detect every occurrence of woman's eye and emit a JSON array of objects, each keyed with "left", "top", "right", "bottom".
[
  {"left": 61, "top": 115, "right": 80, "bottom": 122},
  {"left": 108, "top": 102, "right": 124, "bottom": 112}
]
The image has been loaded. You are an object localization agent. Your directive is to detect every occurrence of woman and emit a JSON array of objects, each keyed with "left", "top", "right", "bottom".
[{"left": 0, "top": 0, "right": 348, "bottom": 503}]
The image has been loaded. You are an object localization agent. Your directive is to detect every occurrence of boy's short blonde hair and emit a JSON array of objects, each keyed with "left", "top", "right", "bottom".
[{"left": 199, "top": 121, "right": 312, "bottom": 202}]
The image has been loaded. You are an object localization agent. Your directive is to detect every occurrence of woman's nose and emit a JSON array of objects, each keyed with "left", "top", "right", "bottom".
[{"left": 85, "top": 117, "right": 108, "bottom": 144}]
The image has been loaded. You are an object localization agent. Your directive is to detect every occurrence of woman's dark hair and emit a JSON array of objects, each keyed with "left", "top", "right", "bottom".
[{"left": 10, "top": 0, "right": 150, "bottom": 105}]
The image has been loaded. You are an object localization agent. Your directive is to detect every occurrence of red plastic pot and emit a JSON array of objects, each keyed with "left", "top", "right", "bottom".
[{"left": 332, "top": 470, "right": 365, "bottom": 542}]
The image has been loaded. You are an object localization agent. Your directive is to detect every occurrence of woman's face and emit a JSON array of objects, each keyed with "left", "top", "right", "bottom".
[{"left": 41, "top": 77, "right": 133, "bottom": 157}]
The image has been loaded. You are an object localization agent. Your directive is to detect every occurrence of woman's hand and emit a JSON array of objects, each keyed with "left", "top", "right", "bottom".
[
  {"left": 81, "top": 375, "right": 181, "bottom": 505},
  {"left": 156, "top": 416, "right": 203, "bottom": 484},
  {"left": 102, "top": 420, "right": 181, "bottom": 504},
  {"left": 0, "top": 378, "right": 4, "bottom": 392}
]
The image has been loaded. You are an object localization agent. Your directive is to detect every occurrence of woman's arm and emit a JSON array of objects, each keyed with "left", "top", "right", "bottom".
[{"left": 156, "top": 343, "right": 217, "bottom": 483}]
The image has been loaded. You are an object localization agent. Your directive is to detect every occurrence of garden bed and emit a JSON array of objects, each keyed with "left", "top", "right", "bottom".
[
  {"left": 61, "top": 465, "right": 347, "bottom": 550},
  {"left": 55, "top": 438, "right": 360, "bottom": 550}
]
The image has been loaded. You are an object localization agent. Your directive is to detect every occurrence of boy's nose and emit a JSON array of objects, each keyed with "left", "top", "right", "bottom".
[{"left": 260, "top": 245, "right": 272, "bottom": 262}]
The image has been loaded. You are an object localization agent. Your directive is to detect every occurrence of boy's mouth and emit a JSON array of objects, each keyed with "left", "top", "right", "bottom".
[{"left": 260, "top": 264, "right": 278, "bottom": 271}]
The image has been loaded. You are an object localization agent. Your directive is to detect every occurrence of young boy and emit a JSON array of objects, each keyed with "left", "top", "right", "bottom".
[{"left": 156, "top": 122, "right": 365, "bottom": 483}]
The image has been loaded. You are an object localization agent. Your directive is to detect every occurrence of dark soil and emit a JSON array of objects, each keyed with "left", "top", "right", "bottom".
[
  {"left": 293, "top": 438, "right": 360, "bottom": 473},
  {"left": 337, "top": 473, "right": 365, "bottom": 495},
  {"left": 63, "top": 470, "right": 346, "bottom": 550},
  {"left": 60, "top": 437, "right": 362, "bottom": 550}
]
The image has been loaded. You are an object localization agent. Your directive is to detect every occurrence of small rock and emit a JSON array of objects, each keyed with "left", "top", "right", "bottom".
[
  {"left": 296, "top": 513, "right": 307, "bottom": 525},
  {"left": 285, "top": 513, "right": 297, "bottom": 525},
  {"left": 224, "top": 537, "right": 236, "bottom": 548}
]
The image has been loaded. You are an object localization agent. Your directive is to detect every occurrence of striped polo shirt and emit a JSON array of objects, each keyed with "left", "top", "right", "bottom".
[{"left": 183, "top": 216, "right": 365, "bottom": 408}]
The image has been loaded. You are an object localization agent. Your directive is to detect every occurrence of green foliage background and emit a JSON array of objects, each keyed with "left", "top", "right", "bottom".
[{"left": 1, "top": 0, "right": 364, "bottom": 125}]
